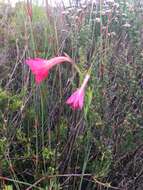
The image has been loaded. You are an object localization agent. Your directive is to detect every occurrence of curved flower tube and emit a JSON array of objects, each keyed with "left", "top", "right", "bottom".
[
  {"left": 66, "top": 74, "right": 90, "bottom": 110},
  {"left": 25, "top": 55, "right": 73, "bottom": 84}
]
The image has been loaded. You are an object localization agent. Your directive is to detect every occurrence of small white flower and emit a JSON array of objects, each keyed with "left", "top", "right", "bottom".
[
  {"left": 113, "top": 3, "right": 120, "bottom": 8},
  {"left": 106, "top": 0, "right": 115, "bottom": 3},
  {"left": 122, "top": 23, "right": 131, "bottom": 28},
  {"left": 111, "top": 32, "right": 116, "bottom": 36},
  {"left": 62, "top": 11, "right": 69, "bottom": 15},
  {"left": 95, "top": 18, "right": 100, "bottom": 23}
]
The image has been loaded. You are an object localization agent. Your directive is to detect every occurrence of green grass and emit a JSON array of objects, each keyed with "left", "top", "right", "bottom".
[{"left": 0, "top": 0, "right": 143, "bottom": 189}]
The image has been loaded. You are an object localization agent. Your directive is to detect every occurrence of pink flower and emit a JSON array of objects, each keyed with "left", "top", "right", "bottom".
[
  {"left": 25, "top": 56, "right": 72, "bottom": 84},
  {"left": 66, "top": 74, "right": 90, "bottom": 110}
]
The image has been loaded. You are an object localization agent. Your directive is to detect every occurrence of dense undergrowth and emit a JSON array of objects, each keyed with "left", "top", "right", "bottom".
[{"left": 0, "top": 0, "right": 143, "bottom": 189}]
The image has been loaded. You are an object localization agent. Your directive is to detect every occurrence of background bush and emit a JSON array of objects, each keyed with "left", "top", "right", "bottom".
[{"left": 0, "top": 0, "right": 143, "bottom": 189}]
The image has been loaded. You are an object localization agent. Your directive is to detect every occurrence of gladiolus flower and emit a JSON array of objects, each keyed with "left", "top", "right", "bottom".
[
  {"left": 25, "top": 56, "right": 73, "bottom": 84},
  {"left": 66, "top": 74, "right": 90, "bottom": 110}
]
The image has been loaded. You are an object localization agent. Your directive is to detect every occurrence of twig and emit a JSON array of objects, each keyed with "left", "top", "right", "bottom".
[
  {"left": 0, "top": 176, "right": 40, "bottom": 189},
  {"left": 93, "top": 177, "right": 120, "bottom": 190},
  {"left": 25, "top": 174, "right": 120, "bottom": 190},
  {"left": 25, "top": 174, "right": 92, "bottom": 190}
]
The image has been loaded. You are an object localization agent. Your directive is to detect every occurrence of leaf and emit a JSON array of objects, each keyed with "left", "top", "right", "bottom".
[
  {"left": 84, "top": 87, "right": 93, "bottom": 118},
  {"left": 3, "top": 185, "right": 13, "bottom": 190}
]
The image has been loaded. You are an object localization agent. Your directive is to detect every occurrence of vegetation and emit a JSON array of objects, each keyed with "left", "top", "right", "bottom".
[{"left": 0, "top": 0, "right": 143, "bottom": 189}]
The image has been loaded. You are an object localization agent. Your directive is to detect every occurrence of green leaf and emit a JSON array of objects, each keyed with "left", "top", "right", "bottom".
[{"left": 4, "top": 185, "right": 13, "bottom": 190}]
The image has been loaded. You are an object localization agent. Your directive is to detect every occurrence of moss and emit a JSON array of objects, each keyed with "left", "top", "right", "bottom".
[
  {"left": 9, "top": 95, "right": 23, "bottom": 111},
  {"left": 0, "top": 88, "right": 9, "bottom": 109}
]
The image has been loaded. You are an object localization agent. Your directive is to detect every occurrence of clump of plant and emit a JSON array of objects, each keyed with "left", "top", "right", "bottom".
[{"left": 1, "top": 0, "right": 143, "bottom": 190}]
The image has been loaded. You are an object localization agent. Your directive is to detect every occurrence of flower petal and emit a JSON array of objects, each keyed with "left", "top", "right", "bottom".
[
  {"left": 25, "top": 58, "right": 48, "bottom": 84},
  {"left": 47, "top": 56, "right": 73, "bottom": 70},
  {"left": 66, "top": 90, "right": 79, "bottom": 104},
  {"left": 78, "top": 91, "right": 84, "bottom": 109},
  {"left": 66, "top": 89, "right": 84, "bottom": 110},
  {"left": 35, "top": 70, "right": 49, "bottom": 84}
]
